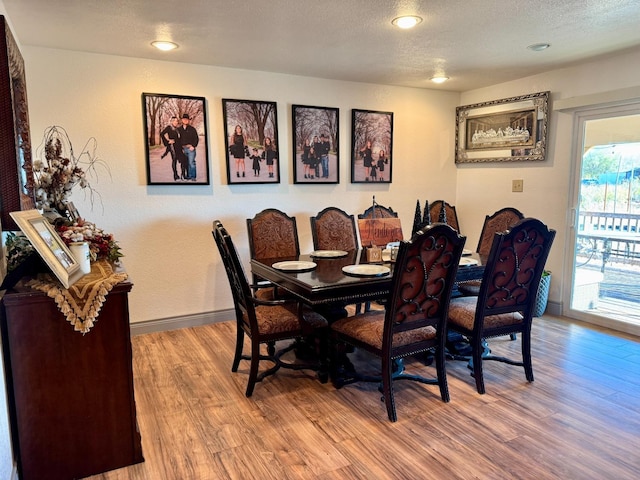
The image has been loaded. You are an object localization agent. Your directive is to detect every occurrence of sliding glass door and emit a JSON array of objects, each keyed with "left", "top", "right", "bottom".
[{"left": 566, "top": 104, "right": 640, "bottom": 335}]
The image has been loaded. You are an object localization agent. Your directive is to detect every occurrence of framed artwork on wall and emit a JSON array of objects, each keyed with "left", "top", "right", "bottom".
[
  {"left": 455, "top": 91, "right": 550, "bottom": 163},
  {"left": 292, "top": 104, "right": 339, "bottom": 184},
  {"left": 351, "top": 109, "right": 393, "bottom": 183},
  {"left": 142, "top": 92, "right": 210, "bottom": 185},
  {"left": 222, "top": 99, "right": 280, "bottom": 184}
]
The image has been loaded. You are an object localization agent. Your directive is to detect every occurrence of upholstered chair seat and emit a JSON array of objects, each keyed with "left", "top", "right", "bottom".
[{"left": 332, "top": 311, "right": 437, "bottom": 350}]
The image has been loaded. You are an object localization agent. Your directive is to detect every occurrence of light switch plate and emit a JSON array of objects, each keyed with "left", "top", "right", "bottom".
[{"left": 512, "top": 179, "right": 524, "bottom": 192}]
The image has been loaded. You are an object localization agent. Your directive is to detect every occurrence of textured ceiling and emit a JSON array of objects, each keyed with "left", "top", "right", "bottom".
[{"left": 4, "top": 0, "right": 640, "bottom": 91}]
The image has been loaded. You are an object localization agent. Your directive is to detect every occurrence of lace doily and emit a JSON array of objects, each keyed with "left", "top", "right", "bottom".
[{"left": 26, "top": 260, "right": 128, "bottom": 334}]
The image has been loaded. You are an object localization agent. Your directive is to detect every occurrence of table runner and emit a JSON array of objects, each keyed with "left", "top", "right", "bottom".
[{"left": 26, "top": 260, "right": 128, "bottom": 334}]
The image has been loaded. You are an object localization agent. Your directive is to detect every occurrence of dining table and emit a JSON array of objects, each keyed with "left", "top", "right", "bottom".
[{"left": 250, "top": 248, "right": 484, "bottom": 311}]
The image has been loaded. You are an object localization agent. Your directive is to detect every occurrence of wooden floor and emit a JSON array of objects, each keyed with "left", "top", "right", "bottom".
[{"left": 86, "top": 314, "right": 640, "bottom": 479}]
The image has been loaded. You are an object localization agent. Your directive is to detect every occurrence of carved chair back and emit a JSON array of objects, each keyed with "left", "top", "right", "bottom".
[
  {"left": 476, "top": 218, "right": 556, "bottom": 330},
  {"left": 385, "top": 224, "right": 466, "bottom": 355},
  {"left": 246, "top": 208, "right": 300, "bottom": 261},
  {"left": 428, "top": 200, "right": 460, "bottom": 232},
  {"left": 311, "top": 207, "right": 358, "bottom": 251},
  {"left": 476, "top": 207, "right": 525, "bottom": 258},
  {"left": 358, "top": 204, "right": 398, "bottom": 220}
]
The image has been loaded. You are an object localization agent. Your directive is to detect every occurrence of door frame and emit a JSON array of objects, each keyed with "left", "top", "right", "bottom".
[{"left": 563, "top": 102, "right": 640, "bottom": 336}]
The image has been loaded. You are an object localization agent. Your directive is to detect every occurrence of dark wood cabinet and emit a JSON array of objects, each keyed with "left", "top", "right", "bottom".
[{"left": 0, "top": 280, "right": 143, "bottom": 480}]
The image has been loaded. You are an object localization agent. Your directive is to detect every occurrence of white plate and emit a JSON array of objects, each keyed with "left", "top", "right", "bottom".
[
  {"left": 310, "top": 250, "right": 349, "bottom": 258},
  {"left": 342, "top": 264, "right": 391, "bottom": 277},
  {"left": 271, "top": 260, "right": 317, "bottom": 272},
  {"left": 462, "top": 249, "right": 473, "bottom": 256},
  {"left": 459, "top": 257, "right": 479, "bottom": 266}
]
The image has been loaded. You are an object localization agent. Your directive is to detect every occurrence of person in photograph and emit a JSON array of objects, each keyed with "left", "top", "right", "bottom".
[
  {"left": 360, "top": 140, "right": 373, "bottom": 181},
  {"left": 301, "top": 139, "right": 311, "bottom": 179},
  {"left": 249, "top": 147, "right": 262, "bottom": 177},
  {"left": 160, "top": 116, "right": 182, "bottom": 181},
  {"left": 318, "top": 133, "right": 330, "bottom": 178},
  {"left": 230, "top": 124, "right": 247, "bottom": 178},
  {"left": 179, "top": 113, "right": 199, "bottom": 181},
  {"left": 376, "top": 148, "right": 388, "bottom": 182},
  {"left": 307, "top": 146, "right": 318, "bottom": 179},
  {"left": 370, "top": 162, "right": 378, "bottom": 181},
  {"left": 261, "top": 137, "right": 277, "bottom": 178},
  {"left": 311, "top": 135, "right": 321, "bottom": 179}
]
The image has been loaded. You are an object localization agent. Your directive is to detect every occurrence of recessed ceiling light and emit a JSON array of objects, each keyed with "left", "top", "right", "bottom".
[
  {"left": 430, "top": 76, "right": 449, "bottom": 84},
  {"left": 527, "top": 43, "right": 550, "bottom": 52},
  {"left": 392, "top": 15, "right": 423, "bottom": 29},
  {"left": 151, "top": 41, "right": 178, "bottom": 51}
]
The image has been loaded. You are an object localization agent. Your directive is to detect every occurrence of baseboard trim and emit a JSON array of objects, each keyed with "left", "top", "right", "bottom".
[
  {"left": 130, "top": 309, "right": 234, "bottom": 336},
  {"left": 546, "top": 299, "right": 562, "bottom": 317}
]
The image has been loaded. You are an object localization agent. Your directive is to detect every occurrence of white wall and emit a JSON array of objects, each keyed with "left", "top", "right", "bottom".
[
  {"left": 22, "top": 47, "right": 460, "bottom": 324},
  {"left": 456, "top": 47, "right": 640, "bottom": 314}
]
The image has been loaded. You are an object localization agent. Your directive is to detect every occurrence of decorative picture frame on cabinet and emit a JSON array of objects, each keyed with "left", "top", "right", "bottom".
[
  {"left": 223, "top": 99, "right": 280, "bottom": 184},
  {"left": 10, "top": 209, "right": 84, "bottom": 288},
  {"left": 0, "top": 15, "right": 36, "bottom": 231},
  {"left": 455, "top": 91, "right": 550, "bottom": 163},
  {"left": 292, "top": 104, "right": 339, "bottom": 184},
  {"left": 142, "top": 92, "right": 210, "bottom": 185},
  {"left": 351, "top": 109, "right": 394, "bottom": 183}
]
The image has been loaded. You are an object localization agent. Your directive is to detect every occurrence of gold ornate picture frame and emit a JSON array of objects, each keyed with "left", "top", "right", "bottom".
[{"left": 455, "top": 91, "right": 550, "bottom": 163}]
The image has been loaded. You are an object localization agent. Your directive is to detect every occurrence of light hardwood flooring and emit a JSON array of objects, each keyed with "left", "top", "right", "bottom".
[{"left": 86, "top": 314, "right": 640, "bottom": 479}]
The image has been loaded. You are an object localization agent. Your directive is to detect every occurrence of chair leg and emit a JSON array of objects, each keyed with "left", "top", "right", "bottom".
[
  {"left": 472, "top": 336, "right": 486, "bottom": 394},
  {"left": 522, "top": 329, "right": 534, "bottom": 382},
  {"left": 382, "top": 357, "right": 397, "bottom": 422},
  {"left": 354, "top": 303, "right": 362, "bottom": 314},
  {"left": 245, "top": 337, "right": 261, "bottom": 397},
  {"left": 435, "top": 346, "right": 450, "bottom": 403},
  {"left": 232, "top": 325, "right": 244, "bottom": 372}
]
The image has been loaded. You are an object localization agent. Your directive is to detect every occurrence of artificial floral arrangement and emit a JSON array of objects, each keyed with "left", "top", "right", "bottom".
[
  {"left": 32, "top": 125, "right": 105, "bottom": 216},
  {"left": 6, "top": 126, "right": 122, "bottom": 274},
  {"left": 56, "top": 219, "right": 123, "bottom": 263}
]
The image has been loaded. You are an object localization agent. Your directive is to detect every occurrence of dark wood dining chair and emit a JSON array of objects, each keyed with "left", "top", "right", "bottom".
[
  {"left": 310, "top": 206, "right": 358, "bottom": 252},
  {"left": 246, "top": 208, "right": 300, "bottom": 294},
  {"left": 310, "top": 206, "right": 368, "bottom": 314},
  {"left": 213, "top": 220, "right": 328, "bottom": 397},
  {"left": 458, "top": 207, "right": 525, "bottom": 298},
  {"left": 247, "top": 208, "right": 300, "bottom": 261},
  {"left": 428, "top": 200, "right": 460, "bottom": 232},
  {"left": 330, "top": 223, "right": 467, "bottom": 421},
  {"left": 447, "top": 218, "right": 555, "bottom": 394}
]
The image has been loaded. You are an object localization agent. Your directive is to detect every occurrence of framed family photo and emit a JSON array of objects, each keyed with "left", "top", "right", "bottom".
[
  {"left": 292, "top": 104, "right": 339, "bottom": 184},
  {"left": 222, "top": 99, "right": 280, "bottom": 184},
  {"left": 10, "top": 209, "right": 83, "bottom": 288},
  {"left": 351, "top": 109, "right": 393, "bottom": 183},
  {"left": 142, "top": 92, "right": 210, "bottom": 185},
  {"left": 455, "top": 91, "right": 549, "bottom": 163}
]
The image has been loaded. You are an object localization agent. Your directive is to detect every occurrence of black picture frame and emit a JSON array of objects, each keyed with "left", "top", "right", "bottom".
[
  {"left": 142, "top": 92, "right": 210, "bottom": 185},
  {"left": 292, "top": 104, "right": 339, "bottom": 184},
  {"left": 222, "top": 99, "right": 280, "bottom": 184},
  {"left": 351, "top": 109, "right": 393, "bottom": 183}
]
